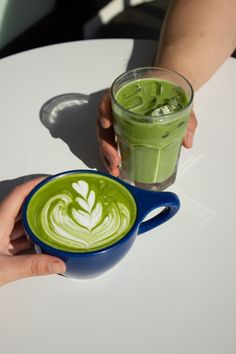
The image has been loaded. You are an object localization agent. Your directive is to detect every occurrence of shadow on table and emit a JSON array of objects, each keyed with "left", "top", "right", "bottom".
[
  {"left": 38, "top": 40, "right": 156, "bottom": 172},
  {"left": 0, "top": 41, "right": 156, "bottom": 203},
  {"left": 0, "top": 41, "right": 161, "bottom": 257},
  {"left": 39, "top": 91, "right": 105, "bottom": 172},
  {"left": 0, "top": 40, "right": 157, "bottom": 222},
  {"left": 0, "top": 174, "right": 47, "bottom": 203}
]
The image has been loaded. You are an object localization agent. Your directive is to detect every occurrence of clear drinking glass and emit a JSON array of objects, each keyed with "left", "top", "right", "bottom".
[{"left": 111, "top": 67, "right": 194, "bottom": 190}]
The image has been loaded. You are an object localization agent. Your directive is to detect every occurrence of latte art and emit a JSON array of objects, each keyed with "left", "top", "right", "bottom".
[
  {"left": 41, "top": 180, "right": 131, "bottom": 250},
  {"left": 26, "top": 173, "right": 137, "bottom": 252}
]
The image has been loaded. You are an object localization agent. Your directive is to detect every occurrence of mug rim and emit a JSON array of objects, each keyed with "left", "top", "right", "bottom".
[
  {"left": 111, "top": 66, "right": 194, "bottom": 122},
  {"left": 22, "top": 169, "right": 141, "bottom": 257}
]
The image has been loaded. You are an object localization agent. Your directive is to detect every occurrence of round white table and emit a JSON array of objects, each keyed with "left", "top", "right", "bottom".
[{"left": 0, "top": 39, "right": 236, "bottom": 354}]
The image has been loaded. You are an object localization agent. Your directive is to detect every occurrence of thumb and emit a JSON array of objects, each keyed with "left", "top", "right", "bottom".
[{"left": 0, "top": 254, "right": 66, "bottom": 285}]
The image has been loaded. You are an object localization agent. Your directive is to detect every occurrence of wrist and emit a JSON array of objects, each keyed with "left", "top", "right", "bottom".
[{"left": 154, "top": 45, "right": 198, "bottom": 90}]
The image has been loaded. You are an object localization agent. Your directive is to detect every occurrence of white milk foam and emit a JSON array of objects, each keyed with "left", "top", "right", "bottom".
[{"left": 41, "top": 180, "right": 132, "bottom": 250}]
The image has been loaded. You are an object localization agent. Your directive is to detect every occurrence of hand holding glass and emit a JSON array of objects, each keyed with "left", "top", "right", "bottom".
[{"left": 111, "top": 67, "right": 194, "bottom": 190}]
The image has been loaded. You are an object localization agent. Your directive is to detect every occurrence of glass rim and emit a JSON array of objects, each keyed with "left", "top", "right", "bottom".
[{"left": 111, "top": 66, "right": 194, "bottom": 122}]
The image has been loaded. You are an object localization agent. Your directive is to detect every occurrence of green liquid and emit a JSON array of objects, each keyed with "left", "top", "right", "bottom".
[
  {"left": 113, "top": 78, "right": 190, "bottom": 186},
  {"left": 27, "top": 173, "right": 137, "bottom": 252}
]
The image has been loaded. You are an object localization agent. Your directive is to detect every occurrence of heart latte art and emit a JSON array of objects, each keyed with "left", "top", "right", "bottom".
[{"left": 26, "top": 173, "right": 137, "bottom": 252}]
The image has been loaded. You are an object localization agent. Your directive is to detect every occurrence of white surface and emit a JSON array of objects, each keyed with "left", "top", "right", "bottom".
[{"left": 0, "top": 39, "right": 236, "bottom": 354}]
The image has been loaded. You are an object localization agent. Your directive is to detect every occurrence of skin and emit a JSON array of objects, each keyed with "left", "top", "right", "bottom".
[
  {"left": 155, "top": 0, "right": 236, "bottom": 90},
  {"left": 97, "top": 0, "right": 236, "bottom": 176},
  {"left": 0, "top": 178, "right": 66, "bottom": 286}
]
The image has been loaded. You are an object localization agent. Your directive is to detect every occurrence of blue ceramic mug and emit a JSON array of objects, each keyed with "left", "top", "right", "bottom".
[{"left": 22, "top": 170, "right": 180, "bottom": 279}]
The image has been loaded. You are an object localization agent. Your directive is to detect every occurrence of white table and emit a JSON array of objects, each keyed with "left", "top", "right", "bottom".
[{"left": 0, "top": 39, "right": 235, "bottom": 354}]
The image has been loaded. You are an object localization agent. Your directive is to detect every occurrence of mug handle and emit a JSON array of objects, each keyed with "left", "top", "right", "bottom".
[{"left": 128, "top": 186, "right": 180, "bottom": 235}]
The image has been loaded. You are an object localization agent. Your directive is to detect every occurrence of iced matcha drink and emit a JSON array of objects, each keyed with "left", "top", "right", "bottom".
[{"left": 111, "top": 67, "right": 193, "bottom": 190}]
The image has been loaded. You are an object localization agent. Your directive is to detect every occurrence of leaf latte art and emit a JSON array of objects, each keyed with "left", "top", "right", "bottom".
[{"left": 27, "top": 174, "right": 137, "bottom": 252}]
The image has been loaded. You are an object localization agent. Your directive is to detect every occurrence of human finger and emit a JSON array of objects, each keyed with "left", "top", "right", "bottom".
[
  {"left": 183, "top": 110, "right": 198, "bottom": 148},
  {"left": 0, "top": 177, "right": 45, "bottom": 237},
  {"left": 10, "top": 221, "right": 25, "bottom": 240},
  {"left": 97, "top": 119, "right": 120, "bottom": 176},
  {"left": 0, "top": 254, "right": 66, "bottom": 286},
  {"left": 8, "top": 236, "right": 32, "bottom": 255},
  {"left": 98, "top": 90, "right": 113, "bottom": 129}
]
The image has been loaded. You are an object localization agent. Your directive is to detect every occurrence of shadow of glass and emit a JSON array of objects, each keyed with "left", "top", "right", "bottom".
[
  {"left": 40, "top": 91, "right": 106, "bottom": 172},
  {"left": 0, "top": 39, "right": 158, "bottom": 255},
  {"left": 37, "top": 40, "right": 156, "bottom": 177}
]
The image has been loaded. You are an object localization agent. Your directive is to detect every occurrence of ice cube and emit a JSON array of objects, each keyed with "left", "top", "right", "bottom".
[
  {"left": 123, "top": 83, "right": 141, "bottom": 99},
  {"left": 131, "top": 96, "right": 157, "bottom": 115},
  {"left": 151, "top": 104, "right": 172, "bottom": 117},
  {"left": 120, "top": 83, "right": 143, "bottom": 109},
  {"left": 124, "top": 96, "right": 143, "bottom": 110},
  {"left": 154, "top": 81, "right": 162, "bottom": 96},
  {"left": 143, "top": 80, "right": 162, "bottom": 99},
  {"left": 168, "top": 96, "right": 182, "bottom": 111}
]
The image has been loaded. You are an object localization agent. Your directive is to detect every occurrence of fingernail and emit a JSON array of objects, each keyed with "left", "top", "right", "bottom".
[
  {"left": 110, "top": 166, "right": 120, "bottom": 177},
  {"left": 101, "top": 117, "right": 110, "bottom": 128},
  {"left": 49, "top": 261, "right": 64, "bottom": 274},
  {"left": 185, "top": 132, "right": 193, "bottom": 148}
]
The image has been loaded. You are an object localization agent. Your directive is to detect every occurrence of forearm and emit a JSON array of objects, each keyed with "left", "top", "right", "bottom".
[{"left": 155, "top": 0, "right": 236, "bottom": 90}]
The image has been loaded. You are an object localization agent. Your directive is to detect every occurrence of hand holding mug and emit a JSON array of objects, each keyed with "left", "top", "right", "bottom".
[
  {"left": 0, "top": 178, "right": 66, "bottom": 286},
  {"left": 22, "top": 170, "right": 180, "bottom": 279}
]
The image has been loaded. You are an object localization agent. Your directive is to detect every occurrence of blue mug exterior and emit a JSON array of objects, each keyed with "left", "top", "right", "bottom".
[{"left": 22, "top": 170, "right": 180, "bottom": 279}]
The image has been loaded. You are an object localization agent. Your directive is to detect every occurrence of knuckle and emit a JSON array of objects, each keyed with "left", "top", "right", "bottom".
[
  {"left": 29, "top": 256, "right": 48, "bottom": 276},
  {"left": 100, "top": 139, "right": 107, "bottom": 149}
]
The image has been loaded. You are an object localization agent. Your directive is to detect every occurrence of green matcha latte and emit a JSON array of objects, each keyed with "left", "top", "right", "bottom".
[
  {"left": 26, "top": 173, "right": 137, "bottom": 252},
  {"left": 112, "top": 68, "right": 193, "bottom": 190}
]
